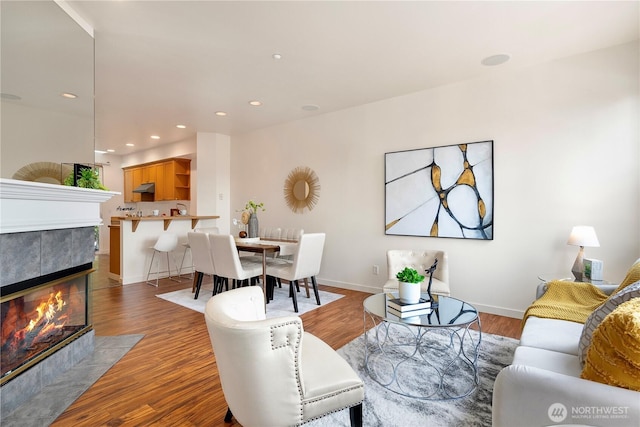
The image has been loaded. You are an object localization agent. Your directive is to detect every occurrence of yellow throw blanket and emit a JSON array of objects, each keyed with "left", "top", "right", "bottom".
[{"left": 522, "top": 280, "right": 608, "bottom": 327}]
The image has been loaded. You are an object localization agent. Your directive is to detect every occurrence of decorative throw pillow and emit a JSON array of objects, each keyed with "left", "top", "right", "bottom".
[
  {"left": 578, "top": 280, "right": 640, "bottom": 365},
  {"left": 581, "top": 298, "right": 640, "bottom": 391},
  {"left": 612, "top": 258, "right": 640, "bottom": 294}
]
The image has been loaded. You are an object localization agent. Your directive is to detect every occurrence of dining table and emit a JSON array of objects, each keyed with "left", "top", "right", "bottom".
[{"left": 234, "top": 238, "right": 298, "bottom": 302}]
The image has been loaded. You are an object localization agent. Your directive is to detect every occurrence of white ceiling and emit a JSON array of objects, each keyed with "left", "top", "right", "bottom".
[{"left": 67, "top": 1, "right": 639, "bottom": 154}]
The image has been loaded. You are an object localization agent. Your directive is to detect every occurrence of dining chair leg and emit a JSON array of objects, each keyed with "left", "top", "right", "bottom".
[
  {"left": 302, "top": 278, "right": 311, "bottom": 298},
  {"left": 194, "top": 272, "right": 204, "bottom": 299},
  {"left": 191, "top": 272, "right": 198, "bottom": 293},
  {"left": 291, "top": 280, "right": 299, "bottom": 313},
  {"left": 212, "top": 275, "right": 220, "bottom": 296},
  {"left": 311, "top": 276, "right": 321, "bottom": 305}
]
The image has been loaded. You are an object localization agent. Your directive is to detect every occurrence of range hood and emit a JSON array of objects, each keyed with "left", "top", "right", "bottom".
[{"left": 133, "top": 182, "right": 155, "bottom": 193}]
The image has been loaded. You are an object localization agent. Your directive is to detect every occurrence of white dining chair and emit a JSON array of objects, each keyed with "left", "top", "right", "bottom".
[
  {"left": 209, "top": 234, "right": 263, "bottom": 289},
  {"left": 266, "top": 233, "right": 325, "bottom": 312},
  {"left": 179, "top": 227, "right": 220, "bottom": 279},
  {"left": 187, "top": 231, "right": 224, "bottom": 299},
  {"left": 146, "top": 232, "right": 180, "bottom": 287}
]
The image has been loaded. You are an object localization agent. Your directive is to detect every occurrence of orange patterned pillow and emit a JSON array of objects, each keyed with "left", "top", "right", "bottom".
[{"left": 581, "top": 298, "right": 640, "bottom": 391}]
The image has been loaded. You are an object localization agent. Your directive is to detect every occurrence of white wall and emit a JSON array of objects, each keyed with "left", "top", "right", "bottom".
[
  {"left": 230, "top": 42, "right": 639, "bottom": 318},
  {"left": 1, "top": 102, "right": 94, "bottom": 178},
  {"left": 195, "top": 132, "right": 231, "bottom": 233}
]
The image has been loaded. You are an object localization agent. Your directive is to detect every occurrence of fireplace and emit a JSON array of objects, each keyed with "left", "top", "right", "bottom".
[
  {"left": 1, "top": 265, "right": 93, "bottom": 385},
  {"left": 0, "top": 178, "right": 117, "bottom": 416}
]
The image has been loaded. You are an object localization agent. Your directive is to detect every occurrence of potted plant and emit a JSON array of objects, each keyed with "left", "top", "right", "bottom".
[
  {"left": 64, "top": 168, "right": 108, "bottom": 190},
  {"left": 396, "top": 267, "right": 424, "bottom": 304}
]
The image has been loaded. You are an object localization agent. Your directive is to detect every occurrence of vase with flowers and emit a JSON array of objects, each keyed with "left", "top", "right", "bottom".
[{"left": 241, "top": 200, "right": 265, "bottom": 238}]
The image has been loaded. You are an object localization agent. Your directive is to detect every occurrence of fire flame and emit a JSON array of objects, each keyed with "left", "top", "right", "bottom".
[{"left": 26, "top": 291, "right": 66, "bottom": 332}]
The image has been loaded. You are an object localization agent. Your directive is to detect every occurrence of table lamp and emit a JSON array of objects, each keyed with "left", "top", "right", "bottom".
[{"left": 567, "top": 226, "right": 600, "bottom": 281}]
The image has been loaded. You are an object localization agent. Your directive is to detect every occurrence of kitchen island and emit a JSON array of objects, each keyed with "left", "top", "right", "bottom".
[{"left": 109, "top": 215, "right": 219, "bottom": 285}]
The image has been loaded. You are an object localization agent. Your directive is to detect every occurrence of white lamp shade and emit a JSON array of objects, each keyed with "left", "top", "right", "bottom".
[{"left": 567, "top": 226, "right": 600, "bottom": 247}]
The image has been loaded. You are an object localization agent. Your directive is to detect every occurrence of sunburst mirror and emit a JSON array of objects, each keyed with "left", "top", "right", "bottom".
[{"left": 284, "top": 166, "right": 320, "bottom": 213}]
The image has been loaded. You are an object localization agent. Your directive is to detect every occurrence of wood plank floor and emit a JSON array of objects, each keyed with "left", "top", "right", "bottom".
[{"left": 52, "top": 255, "right": 521, "bottom": 426}]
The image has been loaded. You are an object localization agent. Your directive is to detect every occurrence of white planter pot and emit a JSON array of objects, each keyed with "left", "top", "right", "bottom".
[{"left": 398, "top": 281, "right": 421, "bottom": 304}]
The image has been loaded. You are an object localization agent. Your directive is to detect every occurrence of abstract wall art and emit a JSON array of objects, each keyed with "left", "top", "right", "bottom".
[{"left": 385, "top": 140, "right": 493, "bottom": 240}]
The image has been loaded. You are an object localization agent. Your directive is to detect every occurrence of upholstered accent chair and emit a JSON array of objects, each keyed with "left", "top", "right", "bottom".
[
  {"left": 204, "top": 286, "right": 364, "bottom": 426},
  {"left": 383, "top": 249, "right": 450, "bottom": 296}
]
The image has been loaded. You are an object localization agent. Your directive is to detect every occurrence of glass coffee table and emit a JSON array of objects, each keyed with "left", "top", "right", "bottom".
[{"left": 363, "top": 292, "right": 481, "bottom": 400}]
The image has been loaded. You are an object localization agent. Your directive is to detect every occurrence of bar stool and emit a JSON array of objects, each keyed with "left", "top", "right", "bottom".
[
  {"left": 146, "top": 232, "right": 180, "bottom": 287},
  {"left": 178, "top": 241, "right": 192, "bottom": 279}
]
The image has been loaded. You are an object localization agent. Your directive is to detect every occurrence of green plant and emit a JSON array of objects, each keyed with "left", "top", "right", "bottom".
[
  {"left": 243, "top": 200, "right": 265, "bottom": 214},
  {"left": 64, "top": 168, "right": 108, "bottom": 190},
  {"left": 396, "top": 267, "right": 424, "bottom": 284}
]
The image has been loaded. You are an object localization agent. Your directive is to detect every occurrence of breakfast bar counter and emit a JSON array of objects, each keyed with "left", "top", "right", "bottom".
[{"left": 110, "top": 215, "right": 219, "bottom": 285}]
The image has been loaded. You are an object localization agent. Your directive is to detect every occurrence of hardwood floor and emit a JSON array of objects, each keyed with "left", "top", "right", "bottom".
[{"left": 52, "top": 255, "right": 521, "bottom": 426}]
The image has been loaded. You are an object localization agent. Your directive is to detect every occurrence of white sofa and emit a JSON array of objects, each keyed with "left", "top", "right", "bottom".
[{"left": 492, "top": 279, "right": 640, "bottom": 427}]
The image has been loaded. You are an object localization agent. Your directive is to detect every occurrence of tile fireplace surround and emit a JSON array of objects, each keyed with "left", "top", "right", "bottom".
[{"left": 0, "top": 178, "right": 117, "bottom": 417}]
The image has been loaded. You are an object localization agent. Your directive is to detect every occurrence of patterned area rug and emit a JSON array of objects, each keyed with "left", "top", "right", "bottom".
[
  {"left": 307, "top": 324, "right": 518, "bottom": 427},
  {"left": 156, "top": 282, "right": 343, "bottom": 317}
]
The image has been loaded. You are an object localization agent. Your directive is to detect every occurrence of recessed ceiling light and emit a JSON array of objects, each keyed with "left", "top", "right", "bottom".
[
  {"left": 126, "top": 143, "right": 135, "bottom": 147},
  {"left": 272, "top": 53, "right": 282, "bottom": 60},
  {"left": 61, "top": 92, "right": 77, "bottom": 99},
  {"left": 481, "top": 54, "right": 511, "bottom": 66},
  {"left": 151, "top": 135, "right": 160, "bottom": 140},
  {"left": 107, "top": 149, "right": 115, "bottom": 153},
  {"left": 301, "top": 104, "right": 319, "bottom": 111},
  {"left": 94, "top": 150, "right": 107, "bottom": 154},
  {"left": 215, "top": 111, "right": 227, "bottom": 116},
  {"left": 176, "top": 124, "right": 186, "bottom": 129},
  {"left": 249, "top": 100, "right": 262, "bottom": 106}
]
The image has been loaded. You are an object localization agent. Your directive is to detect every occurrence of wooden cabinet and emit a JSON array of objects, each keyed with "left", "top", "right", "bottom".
[
  {"left": 162, "top": 159, "right": 191, "bottom": 201},
  {"left": 155, "top": 163, "right": 166, "bottom": 201},
  {"left": 109, "top": 220, "right": 121, "bottom": 275},
  {"left": 122, "top": 158, "right": 191, "bottom": 202},
  {"left": 123, "top": 169, "right": 133, "bottom": 202}
]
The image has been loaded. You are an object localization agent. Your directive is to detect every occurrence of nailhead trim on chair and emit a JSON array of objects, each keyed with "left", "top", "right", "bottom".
[
  {"left": 270, "top": 321, "right": 305, "bottom": 424},
  {"left": 300, "top": 385, "right": 365, "bottom": 425},
  {"left": 269, "top": 321, "right": 301, "bottom": 350}
]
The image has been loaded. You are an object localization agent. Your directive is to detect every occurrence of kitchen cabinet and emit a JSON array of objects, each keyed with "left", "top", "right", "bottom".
[
  {"left": 122, "top": 158, "right": 191, "bottom": 202},
  {"left": 162, "top": 159, "right": 191, "bottom": 201}
]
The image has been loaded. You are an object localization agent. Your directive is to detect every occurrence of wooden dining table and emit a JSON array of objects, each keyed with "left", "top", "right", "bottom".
[{"left": 234, "top": 239, "right": 298, "bottom": 302}]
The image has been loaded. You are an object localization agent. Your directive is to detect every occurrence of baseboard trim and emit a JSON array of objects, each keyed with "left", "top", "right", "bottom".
[{"left": 318, "top": 277, "right": 525, "bottom": 319}]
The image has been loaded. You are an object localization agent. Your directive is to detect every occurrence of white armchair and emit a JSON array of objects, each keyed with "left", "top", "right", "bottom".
[
  {"left": 204, "top": 286, "right": 364, "bottom": 426},
  {"left": 382, "top": 249, "right": 450, "bottom": 296}
]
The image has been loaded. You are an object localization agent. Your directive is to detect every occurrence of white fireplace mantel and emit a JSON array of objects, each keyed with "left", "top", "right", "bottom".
[{"left": 0, "top": 178, "right": 119, "bottom": 234}]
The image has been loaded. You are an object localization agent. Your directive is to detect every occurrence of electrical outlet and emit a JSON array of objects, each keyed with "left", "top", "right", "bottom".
[{"left": 372, "top": 265, "right": 379, "bottom": 275}]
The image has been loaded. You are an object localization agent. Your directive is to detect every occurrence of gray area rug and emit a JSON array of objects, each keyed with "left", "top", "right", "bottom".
[
  {"left": 156, "top": 283, "right": 343, "bottom": 317},
  {"left": 2, "top": 334, "right": 143, "bottom": 427},
  {"left": 307, "top": 325, "right": 518, "bottom": 427}
]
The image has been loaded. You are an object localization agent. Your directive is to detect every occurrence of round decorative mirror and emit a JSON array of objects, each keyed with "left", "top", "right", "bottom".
[{"left": 284, "top": 166, "right": 320, "bottom": 213}]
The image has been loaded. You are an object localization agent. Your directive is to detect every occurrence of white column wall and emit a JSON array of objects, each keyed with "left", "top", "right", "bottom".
[{"left": 195, "top": 132, "right": 230, "bottom": 234}]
